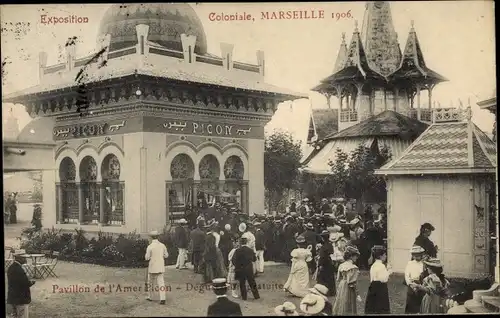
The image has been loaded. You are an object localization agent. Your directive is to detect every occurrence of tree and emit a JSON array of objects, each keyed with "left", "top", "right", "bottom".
[
  {"left": 264, "top": 130, "right": 303, "bottom": 212},
  {"left": 328, "top": 142, "right": 392, "bottom": 212}
]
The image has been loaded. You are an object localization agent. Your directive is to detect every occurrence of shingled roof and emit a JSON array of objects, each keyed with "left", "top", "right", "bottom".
[
  {"left": 307, "top": 108, "right": 339, "bottom": 143},
  {"left": 324, "top": 110, "right": 429, "bottom": 140},
  {"left": 377, "top": 119, "right": 497, "bottom": 175}
]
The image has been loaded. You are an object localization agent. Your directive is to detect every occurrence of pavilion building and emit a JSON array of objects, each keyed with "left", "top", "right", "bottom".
[
  {"left": 303, "top": 1, "right": 456, "bottom": 178},
  {"left": 2, "top": 3, "right": 305, "bottom": 234}
]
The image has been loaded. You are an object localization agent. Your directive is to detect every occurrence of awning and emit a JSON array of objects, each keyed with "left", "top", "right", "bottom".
[
  {"left": 301, "top": 137, "right": 414, "bottom": 175},
  {"left": 3, "top": 140, "right": 56, "bottom": 173},
  {"left": 301, "top": 137, "right": 375, "bottom": 175}
]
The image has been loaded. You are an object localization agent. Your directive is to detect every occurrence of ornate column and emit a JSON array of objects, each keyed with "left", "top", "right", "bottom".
[
  {"left": 241, "top": 180, "right": 249, "bottom": 215},
  {"left": 192, "top": 180, "right": 200, "bottom": 208},
  {"left": 57, "top": 184, "right": 64, "bottom": 224},
  {"left": 428, "top": 84, "right": 435, "bottom": 109},
  {"left": 165, "top": 182, "right": 171, "bottom": 223},
  {"left": 384, "top": 88, "right": 388, "bottom": 111},
  {"left": 99, "top": 183, "right": 106, "bottom": 225},
  {"left": 78, "top": 183, "right": 84, "bottom": 224},
  {"left": 416, "top": 84, "right": 421, "bottom": 120},
  {"left": 393, "top": 87, "right": 399, "bottom": 111}
]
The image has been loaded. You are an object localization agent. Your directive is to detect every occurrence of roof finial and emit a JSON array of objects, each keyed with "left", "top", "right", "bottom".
[
  {"left": 341, "top": 32, "right": 346, "bottom": 42},
  {"left": 411, "top": 20, "right": 415, "bottom": 29},
  {"left": 354, "top": 20, "right": 358, "bottom": 32},
  {"left": 465, "top": 106, "right": 472, "bottom": 121}
]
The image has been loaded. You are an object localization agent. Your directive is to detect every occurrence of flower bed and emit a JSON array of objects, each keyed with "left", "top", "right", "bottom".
[{"left": 19, "top": 226, "right": 180, "bottom": 267}]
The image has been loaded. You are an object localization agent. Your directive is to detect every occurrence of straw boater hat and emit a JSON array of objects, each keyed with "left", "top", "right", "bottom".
[
  {"left": 274, "top": 302, "right": 299, "bottom": 316},
  {"left": 224, "top": 224, "right": 231, "bottom": 231},
  {"left": 211, "top": 278, "right": 229, "bottom": 290},
  {"left": 410, "top": 245, "right": 425, "bottom": 254},
  {"left": 149, "top": 230, "right": 159, "bottom": 236},
  {"left": 308, "top": 284, "right": 329, "bottom": 300},
  {"left": 371, "top": 245, "right": 386, "bottom": 254},
  {"left": 305, "top": 223, "right": 314, "bottom": 230},
  {"left": 238, "top": 223, "right": 247, "bottom": 233},
  {"left": 179, "top": 218, "right": 188, "bottom": 224},
  {"left": 423, "top": 257, "right": 443, "bottom": 268},
  {"left": 302, "top": 198, "right": 309, "bottom": 202},
  {"left": 253, "top": 222, "right": 261, "bottom": 227},
  {"left": 298, "top": 216, "right": 304, "bottom": 221},
  {"left": 300, "top": 293, "right": 326, "bottom": 315}
]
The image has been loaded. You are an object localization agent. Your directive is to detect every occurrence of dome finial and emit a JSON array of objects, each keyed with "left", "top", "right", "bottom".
[
  {"left": 354, "top": 20, "right": 359, "bottom": 31},
  {"left": 411, "top": 20, "right": 415, "bottom": 29},
  {"left": 341, "top": 32, "right": 346, "bottom": 42}
]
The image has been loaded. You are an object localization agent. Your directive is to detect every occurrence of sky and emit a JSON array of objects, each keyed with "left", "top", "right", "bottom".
[{"left": 1, "top": 1, "right": 496, "bottom": 150}]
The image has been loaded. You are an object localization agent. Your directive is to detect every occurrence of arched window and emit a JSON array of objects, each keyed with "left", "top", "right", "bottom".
[
  {"left": 101, "top": 154, "right": 124, "bottom": 226},
  {"left": 223, "top": 156, "right": 245, "bottom": 210},
  {"left": 57, "top": 157, "right": 78, "bottom": 224},
  {"left": 198, "top": 154, "right": 220, "bottom": 206},
  {"left": 168, "top": 153, "right": 195, "bottom": 222},
  {"left": 79, "top": 156, "right": 99, "bottom": 224}
]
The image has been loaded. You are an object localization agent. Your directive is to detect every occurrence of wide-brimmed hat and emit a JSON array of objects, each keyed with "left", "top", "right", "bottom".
[
  {"left": 320, "top": 230, "right": 330, "bottom": 237},
  {"left": 253, "top": 222, "right": 261, "bottom": 227},
  {"left": 305, "top": 223, "right": 314, "bottom": 230},
  {"left": 345, "top": 245, "right": 360, "bottom": 255},
  {"left": 371, "top": 245, "right": 386, "bottom": 254},
  {"left": 302, "top": 198, "right": 309, "bottom": 202},
  {"left": 410, "top": 245, "right": 425, "bottom": 254},
  {"left": 336, "top": 198, "right": 345, "bottom": 202},
  {"left": 12, "top": 250, "right": 25, "bottom": 257},
  {"left": 238, "top": 223, "right": 247, "bottom": 233},
  {"left": 349, "top": 217, "right": 361, "bottom": 225},
  {"left": 224, "top": 224, "right": 231, "bottom": 231},
  {"left": 149, "top": 230, "right": 159, "bottom": 236},
  {"left": 338, "top": 218, "right": 347, "bottom": 224},
  {"left": 321, "top": 198, "right": 328, "bottom": 202},
  {"left": 178, "top": 218, "right": 188, "bottom": 224},
  {"left": 298, "top": 217, "right": 304, "bottom": 221},
  {"left": 300, "top": 293, "right": 326, "bottom": 315},
  {"left": 296, "top": 235, "right": 306, "bottom": 244},
  {"left": 274, "top": 302, "right": 299, "bottom": 316},
  {"left": 423, "top": 257, "right": 443, "bottom": 268},
  {"left": 212, "top": 278, "right": 229, "bottom": 289},
  {"left": 327, "top": 225, "right": 341, "bottom": 233},
  {"left": 308, "top": 284, "right": 329, "bottom": 300},
  {"left": 329, "top": 232, "right": 344, "bottom": 242}
]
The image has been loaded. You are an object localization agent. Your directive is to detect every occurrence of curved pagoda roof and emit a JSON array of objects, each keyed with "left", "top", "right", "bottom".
[
  {"left": 389, "top": 22, "right": 447, "bottom": 85},
  {"left": 312, "top": 24, "right": 386, "bottom": 94}
]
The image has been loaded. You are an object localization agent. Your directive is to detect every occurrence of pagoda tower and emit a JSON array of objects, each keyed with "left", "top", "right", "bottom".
[{"left": 313, "top": 1, "right": 448, "bottom": 131}]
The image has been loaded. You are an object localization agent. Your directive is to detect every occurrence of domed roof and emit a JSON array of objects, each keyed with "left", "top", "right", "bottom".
[
  {"left": 16, "top": 117, "right": 55, "bottom": 144},
  {"left": 98, "top": 3, "right": 208, "bottom": 54}
]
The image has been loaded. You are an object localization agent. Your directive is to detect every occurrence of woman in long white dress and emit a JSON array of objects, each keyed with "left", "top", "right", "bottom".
[{"left": 283, "top": 235, "right": 313, "bottom": 298}]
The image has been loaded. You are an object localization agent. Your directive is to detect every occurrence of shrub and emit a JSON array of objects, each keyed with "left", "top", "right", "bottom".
[{"left": 19, "top": 227, "right": 152, "bottom": 268}]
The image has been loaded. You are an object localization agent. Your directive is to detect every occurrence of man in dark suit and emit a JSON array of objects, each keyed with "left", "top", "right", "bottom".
[
  {"left": 231, "top": 237, "right": 260, "bottom": 301},
  {"left": 174, "top": 219, "right": 190, "bottom": 270},
  {"left": 207, "top": 278, "right": 242, "bottom": 317},
  {"left": 189, "top": 220, "right": 206, "bottom": 273},
  {"left": 302, "top": 222, "right": 320, "bottom": 274},
  {"left": 7, "top": 251, "right": 35, "bottom": 318}
]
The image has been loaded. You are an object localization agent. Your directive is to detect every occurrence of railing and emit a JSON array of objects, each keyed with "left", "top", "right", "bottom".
[
  {"left": 339, "top": 110, "right": 358, "bottom": 122},
  {"left": 433, "top": 107, "right": 464, "bottom": 123}
]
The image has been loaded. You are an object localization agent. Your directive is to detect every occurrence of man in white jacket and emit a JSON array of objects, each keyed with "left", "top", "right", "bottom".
[
  {"left": 239, "top": 223, "right": 257, "bottom": 274},
  {"left": 145, "top": 230, "right": 169, "bottom": 305}
]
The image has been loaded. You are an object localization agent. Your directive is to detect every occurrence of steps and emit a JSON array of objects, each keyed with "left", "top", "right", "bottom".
[{"left": 462, "top": 283, "right": 500, "bottom": 314}]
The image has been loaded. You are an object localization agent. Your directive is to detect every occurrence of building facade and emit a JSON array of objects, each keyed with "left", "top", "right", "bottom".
[
  {"left": 3, "top": 4, "right": 304, "bottom": 234},
  {"left": 376, "top": 108, "right": 497, "bottom": 278}
]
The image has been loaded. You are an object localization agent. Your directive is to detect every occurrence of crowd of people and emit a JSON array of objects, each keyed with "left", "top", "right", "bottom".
[{"left": 155, "top": 197, "right": 455, "bottom": 316}]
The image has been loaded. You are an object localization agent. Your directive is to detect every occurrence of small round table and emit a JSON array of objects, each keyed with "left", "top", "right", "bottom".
[{"left": 21, "top": 254, "right": 46, "bottom": 279}]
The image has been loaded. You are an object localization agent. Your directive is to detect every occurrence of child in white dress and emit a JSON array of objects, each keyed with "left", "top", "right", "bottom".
[{"left": 227, "top": 240, "right": 239, "bottom": 298}]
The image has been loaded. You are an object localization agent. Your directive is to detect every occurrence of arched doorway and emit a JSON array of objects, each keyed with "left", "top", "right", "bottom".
[
  {"left": 79, "top": 156, "right": 99, "bottom": 224},
  {"left": 223, "top": 155, "right": 244, "bottom": 211},
  {"left": 168, "top": 153, "right": 194, "bottom": 221},
  {"left": 198, "top": 154, "right": 220, "bottom": 207},
  {"left": 57, "top": 157, "right": 78, "bottom": 224},
  {"left": 101, "top": 154, "right": 124, "bottom": 226}
]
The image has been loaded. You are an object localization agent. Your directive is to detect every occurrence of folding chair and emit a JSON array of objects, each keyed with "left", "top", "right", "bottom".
[
  {"left": 13, "top": 249, "right": 35, "bottom": 278},
  {"left": 39, "top": 251, "right": 59, "bottom": 278},
  {"left": 38, "top": 250, "right": 52, "bottom": 264}
]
